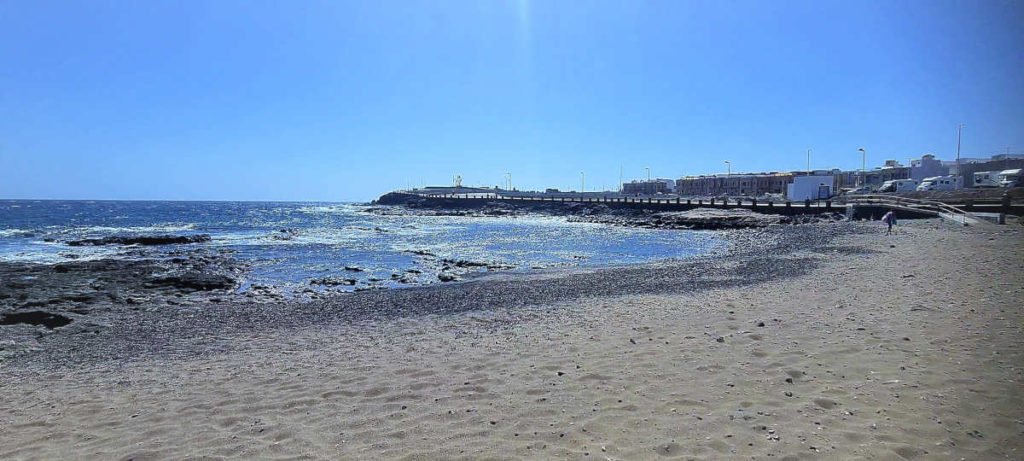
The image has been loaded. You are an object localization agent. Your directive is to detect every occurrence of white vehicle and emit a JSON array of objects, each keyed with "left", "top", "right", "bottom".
[
  {"left": 973, "top": 171, "right": 1002, "bottom": 188},
  {"left": 877, "top": 179, "right": 918, "bottom": 193},
  {"left": 998, "top": 169, "right": 1022, "bottom": 188},
  {"left": 916, "top": 175, "right": 962, "bottom": 191},
  {"left": 844, "top": 186, "right": 873, "bottom": 195}
]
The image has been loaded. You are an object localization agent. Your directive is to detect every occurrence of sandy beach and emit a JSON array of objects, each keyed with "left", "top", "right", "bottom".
[{"left": 2, "top": 220, "right": 1022, "bottom": 460}]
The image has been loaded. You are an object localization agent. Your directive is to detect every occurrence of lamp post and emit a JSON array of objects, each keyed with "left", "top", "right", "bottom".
[
  {"left": 806, "top": 149, "right": 811, "bottom": 172},
  {"left": 857, "top": 148, "right": 866, "bottom": 187},
  {"left": 505, "top": 172, "right": 511, "bottom": 191},
  {"left": 724, "top": 161, "right": 731, "bottom": 197},
  {"left": 956, "top": 123, "right": 965, "bottom": 176},
  {"left": 645, "top": 167, "right": 651, "bottom": 182},
  {"left": 580, "top": 171, "right": 585, "bottom": 193}
]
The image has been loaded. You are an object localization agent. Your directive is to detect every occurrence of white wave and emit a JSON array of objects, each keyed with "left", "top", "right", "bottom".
[
  {"left": 47, "top": 224, "right": 198, "bottom": 234},
  {"left": 0, "top": 245, "right": 123, "bottom": 264},
  {"left": 295, "top": 203, "right": 365, "bottom": 215},
  {"left": 205, "top": 228, "right": 370, "bottom": 248},
  {"left": 0, "top": 229, "right": 35, "bottom": 238}
]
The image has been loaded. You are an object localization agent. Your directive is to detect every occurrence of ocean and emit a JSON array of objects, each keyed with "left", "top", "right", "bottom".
[{"left": 0, "top": 200, "right": 723, "bottom": 293}]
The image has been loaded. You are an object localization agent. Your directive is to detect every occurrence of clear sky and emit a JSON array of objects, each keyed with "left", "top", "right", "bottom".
[{"left": 1, "top": 0, "right": 1022, "bottom": 201}]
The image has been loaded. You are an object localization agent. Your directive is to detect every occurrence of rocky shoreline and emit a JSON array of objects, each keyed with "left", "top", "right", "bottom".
[{"left": 0, "top": 222, "right": 860, "bottom": 368}]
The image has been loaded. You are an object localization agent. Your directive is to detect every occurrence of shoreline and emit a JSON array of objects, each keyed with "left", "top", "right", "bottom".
[
  {"left": 2, "top": 220, "right": 1022, "bottom": 460},
  {"left": 1, "top": 223, "right": 830, "bottom": 369}
]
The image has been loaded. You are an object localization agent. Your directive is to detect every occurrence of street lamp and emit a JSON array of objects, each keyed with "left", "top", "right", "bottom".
[
  {"left": 505, "top": 172, "right": 511, "bottom": 191},
  {"left": 806, "top": 149, "right": 811, "bottom": 172},
  {"left": 580, "top": 171, "right": 585, "bottom": 193},
  {"left": 956, "top": 123, "right": 965, "bottom": 175},
  {"left": 724, "top": 161, "right": 732, "bottom": 197},
  {"left": 857, "top": 148, "right": 866, "bottom": 187},
  {"left": 645, "top": 167, "right": 651, "bottom": 182}
]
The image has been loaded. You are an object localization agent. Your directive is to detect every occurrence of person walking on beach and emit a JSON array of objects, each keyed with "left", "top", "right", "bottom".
[{"left": 882, "top": 210, "right": 897, "bottom": 235}]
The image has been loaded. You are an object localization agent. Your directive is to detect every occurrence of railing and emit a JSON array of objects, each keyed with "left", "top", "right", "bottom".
[
  {"left": 845, "top": 194, "right": 987, "bottom": 226},
  {"left": 403, "top": 191, "right": 843, "bottom": 212}
]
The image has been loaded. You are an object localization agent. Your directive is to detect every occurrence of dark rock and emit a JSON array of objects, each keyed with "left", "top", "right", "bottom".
[
  {"left": 442, "top": 259, "right": 514, "bottom": 271},
  {"left": 270, "top": 229, "right": 300, "bottom": 241},
  {"left": 68, "top": 234, "right": 212, "bottom": 246},
  {"left": 0, "top": 311, "right": 73, "bottom": 329},
  {"left": 310, "top": 278, "right": 357, "bottom": 287},
  {"left": 147, "top": 273, "right": 235, "bottom": 291},
  {"left": 438, "top": 273, "right": 458, "bottom": 282}
]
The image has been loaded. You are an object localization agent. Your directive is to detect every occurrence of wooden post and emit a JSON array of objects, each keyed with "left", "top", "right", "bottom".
[{"left": 1001, "top": 193, "right": 1010, "bottom": 225}]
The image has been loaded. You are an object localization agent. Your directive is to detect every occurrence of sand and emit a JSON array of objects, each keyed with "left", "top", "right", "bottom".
[{"left": 2, "top": 220, "right": 1022, "bottom": 460}]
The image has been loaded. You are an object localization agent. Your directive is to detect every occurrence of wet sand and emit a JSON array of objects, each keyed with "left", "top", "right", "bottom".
[{"left": 1, "top": 220, "right": 1022, "bottom": 460}]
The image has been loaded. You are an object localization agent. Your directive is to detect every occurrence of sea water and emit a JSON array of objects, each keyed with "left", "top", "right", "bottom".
[{"left": 0, "top": 200, "right": 724, "bottom": 292}]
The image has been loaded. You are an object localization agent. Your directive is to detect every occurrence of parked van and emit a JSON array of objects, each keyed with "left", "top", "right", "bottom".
[
  {"left": 877, "top": 179, "right": 918, "bottom": 193},
  {"left": 973, "top": 171, "right": 1002, "bottom": 188},
  {"left": 999, "top": 169, "right": 1023, "bottom": 188},
  {"left": 916, "top": 175, "right": 962, "bottom": 191}
]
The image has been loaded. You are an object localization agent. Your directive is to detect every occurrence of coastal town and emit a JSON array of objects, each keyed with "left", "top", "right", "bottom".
[{"left": 423, "top": 152, "right": 1024, "bottom": 203}]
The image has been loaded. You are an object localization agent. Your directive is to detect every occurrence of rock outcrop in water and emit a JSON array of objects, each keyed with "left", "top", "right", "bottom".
[
  {"left": 67, "top": 234, "right": 212, "bottom": 246},
  {"left": 571, "top": 208, "right": 846, "bottom": 230},
  {"left": 0, "top": 248, "right": 246, "bottom": 351}
]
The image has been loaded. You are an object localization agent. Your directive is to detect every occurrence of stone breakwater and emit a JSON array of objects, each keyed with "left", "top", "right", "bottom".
[{"left": 371, "top": 192, "right": 846, "bottom": 230}]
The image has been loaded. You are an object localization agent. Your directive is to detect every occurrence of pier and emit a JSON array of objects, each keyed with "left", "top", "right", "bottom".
[{"left": 380, "top": 189, "right": 1023, "bottom": 225}]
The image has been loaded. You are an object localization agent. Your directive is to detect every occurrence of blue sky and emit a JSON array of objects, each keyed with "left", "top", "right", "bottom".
[{"left": 1, "top": 0, "right": 1021, "bottom": 201}]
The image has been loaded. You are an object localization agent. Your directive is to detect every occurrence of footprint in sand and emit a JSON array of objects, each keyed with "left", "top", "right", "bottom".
[
  {"left": 813, "top": 398, "right": 839, "bottom": 409},
  {"left": 653, "top": 442, "right": 683, "bottom": 457}
]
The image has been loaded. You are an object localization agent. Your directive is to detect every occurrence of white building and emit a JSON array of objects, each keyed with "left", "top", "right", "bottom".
[{"left": 786, "top": 175, "right": 833, "bottom": 201}]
